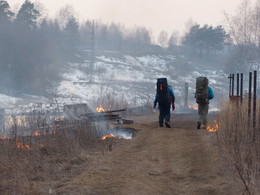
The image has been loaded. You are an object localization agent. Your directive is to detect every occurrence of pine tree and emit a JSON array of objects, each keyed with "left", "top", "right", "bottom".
[
  {"left": 15, "top": 0, "right": 40, "bottom": 29},
  {"left": 63, "top": 15, "right": 79, "bottom": 49},
  {"left": 0, "top": 0, "right": 14, "bottom": 22}
]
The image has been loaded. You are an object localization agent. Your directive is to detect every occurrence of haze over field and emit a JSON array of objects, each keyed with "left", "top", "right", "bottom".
[
  {"left": 7, "top": 0, "right": 257, "bottom": 38},
  {"left": 0, "top": 1, "right": 260, "bottom": 194},
  {"left": 0, "top": 0, "right": 259, "bottom": 112}
]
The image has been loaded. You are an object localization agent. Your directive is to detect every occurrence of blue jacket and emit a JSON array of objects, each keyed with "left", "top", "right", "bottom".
[
  {"left": 208, "top": 87, "right": 214, "bottom": 100},
  {"left": 154, "top": 86, "right": 175, "bottom": 106}
]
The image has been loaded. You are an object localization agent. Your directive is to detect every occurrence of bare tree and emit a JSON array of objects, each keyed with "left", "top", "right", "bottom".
[
  {"left": 252, "top": 0, "right": 260, "bottom": 47},
  {"left": 56, "top": 5, "right": 76, "bottom": 30},
  {"left": 168, "top": 31, "right": 179, "bottom": 47},
  {"left": 223, "top": 0, "right": 260, "bottom": 72},
  {"left": 158, "top": 30, "right": 168, "bottom": 47},
  {"left": 224, "top": 0, "right": 259, "bottom": 46}
]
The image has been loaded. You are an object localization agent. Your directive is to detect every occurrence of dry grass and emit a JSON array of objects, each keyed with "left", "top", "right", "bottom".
[
  {"left": 95, "top": 93, "right": 129, "bottom": 111},
  {"left": 0, "top": 110, "right": 107, "bottom": 195},
  {"left": 217, "top": 100, "right": 260, "bottom": 195}
]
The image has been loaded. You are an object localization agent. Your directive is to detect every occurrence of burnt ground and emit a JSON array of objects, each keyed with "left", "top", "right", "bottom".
[{"left": 35, "top": 112, "right": 238, "bottom": 195}]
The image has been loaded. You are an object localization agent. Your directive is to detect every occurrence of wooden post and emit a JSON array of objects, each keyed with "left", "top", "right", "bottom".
[{"left": 184, "top": 83, "right": 188, "bottom": 107}]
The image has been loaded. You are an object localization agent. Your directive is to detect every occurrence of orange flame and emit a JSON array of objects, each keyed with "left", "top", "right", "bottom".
[
  {"left": 16, "top": 142, "right": 30, "bottom": 150},
  {"left": 101, "top": 134, "right": 116, "bottom": 140},
  {"left": 188, "top": 105, "right": 198, "bottom": 110},
  {"left": 96, "top": 105, "right": 106, "bottom": 112},
  {"left": 206, "top": 120, "right": 219, "bottom": 132},
  {"left": 0, "top": 136, "right": 9, "bottom": 140},
  {"left": 33, "top": 131, "right": 41, "bottom": 136},
  {"left": 101, "top": 134, "right": 124, "bottom": 140}
]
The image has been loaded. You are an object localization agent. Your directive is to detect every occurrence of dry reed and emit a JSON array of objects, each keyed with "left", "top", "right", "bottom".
[
  {"left": 217, "top": 99, "right": 260, "bottom": 195},
  {"left": 0, "top": 109, "right": 107, "bottom": 194}
]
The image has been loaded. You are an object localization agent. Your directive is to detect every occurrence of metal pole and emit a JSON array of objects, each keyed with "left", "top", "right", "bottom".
[
  {"left": 240, "top": 73, "right": 243, "bottom": 102},
  {"left": 248, "top": 72, "right": 252, "bottom": 126},
  {"left": 232, "top": 74, "right": 235, "bottom": 97},
  {"left": 228, "top": 74, "right": 232, "bottom": 97},
  {"left": 237, "top": 73, "right": 240, "bottom": 96},
  {"left": 253, "top": 71, "right": 257, "bottom": 132}
]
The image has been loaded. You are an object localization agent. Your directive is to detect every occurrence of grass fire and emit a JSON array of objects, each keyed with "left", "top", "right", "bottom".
[
  {"left": 101, "top": 134, "right": 123, "bottom": 140},
  {"left": 206, "top": 120, "right": 219, "bottom": 132},
  {"left": 96, "top": 105, "right": 106, "bottom": 112},
  {"left": 188, "top": 105, "right": 198, "bottom": 110},
  {"left": 16, "top": 142, "right": 30, "bottom": 150}
]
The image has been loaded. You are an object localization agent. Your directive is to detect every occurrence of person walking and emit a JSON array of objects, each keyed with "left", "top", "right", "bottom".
[
  {"left": 195, "top": 77, "right": 214, "bottom": 129},
  {"left": 153, "top": 78, "right": 175, "bottom": 128}
]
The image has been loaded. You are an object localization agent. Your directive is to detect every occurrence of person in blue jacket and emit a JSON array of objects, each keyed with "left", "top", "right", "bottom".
[
  {"left": 196, "top": 86, "right": 214, "bottom": 129},
  {"left": 153, "top": 85, "right": 175, "bottom": 128}
]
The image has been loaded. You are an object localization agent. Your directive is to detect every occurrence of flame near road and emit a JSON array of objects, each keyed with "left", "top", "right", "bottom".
[
  {"left": 16, "top": 142, "right": 30, "bottom": 150},
  {"left": 101, "top": 134, "right": 116, "bottom": 140},
  {"left": 206, "top": 120, "right": 219, "bottom": 132},
  {"left": 188, "top": 105, "right": 198, "bottom": 110},
  {"left": 101, "top": 134, "right": 125, "bottom": 140}
]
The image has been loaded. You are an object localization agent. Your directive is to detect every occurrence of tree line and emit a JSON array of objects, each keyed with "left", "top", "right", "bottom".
[
  {"left": 0, "top": 0, "right": 158, "bottom": 95},
  {"left": 0, "top": 0, "right": 258, "bottom": 95},
  {"left": 224, "top": 0, "right": 260, "bottom": 73}
]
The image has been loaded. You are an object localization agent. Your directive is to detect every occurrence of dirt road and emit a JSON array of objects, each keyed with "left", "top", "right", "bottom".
[{"left": 53, "top": 113, "right": 235, "bottom": 195}]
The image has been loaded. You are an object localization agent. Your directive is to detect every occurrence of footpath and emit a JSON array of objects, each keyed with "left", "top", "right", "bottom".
[{"left": 53, "top": 113, "right": 236, "bottom": 195}]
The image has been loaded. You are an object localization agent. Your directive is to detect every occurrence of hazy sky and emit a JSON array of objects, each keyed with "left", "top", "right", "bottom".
[{"left": 8, "top": 0, "right": 255, "bottom": 38}]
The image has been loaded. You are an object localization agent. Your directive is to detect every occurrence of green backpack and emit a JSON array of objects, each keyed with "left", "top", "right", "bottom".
[{"left": 196, "top": 77, "right": 208, "bottom": 104}]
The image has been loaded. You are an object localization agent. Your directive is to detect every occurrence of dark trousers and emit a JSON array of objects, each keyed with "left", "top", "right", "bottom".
[
  {"left": 158, "top": 102, "right": 171, "bottom": 126},
  {"left": 198, "top": 103, "right": 209, "bottom": 126}
]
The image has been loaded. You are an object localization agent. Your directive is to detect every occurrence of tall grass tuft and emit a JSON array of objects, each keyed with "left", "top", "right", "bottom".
[
  {"left": 0, "top": 109, "right": 106, "bottom": 194},
  {"left": 217, "top": 100, "right": 260, "bottom": 194}
]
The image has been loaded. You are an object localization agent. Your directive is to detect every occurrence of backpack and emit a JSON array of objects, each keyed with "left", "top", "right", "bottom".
[
  {"left": 157, "top": 78, "right": 170, "bottom": 103},
  {"left": 196, "top": 77, "right": 208, "bottom": 104}
]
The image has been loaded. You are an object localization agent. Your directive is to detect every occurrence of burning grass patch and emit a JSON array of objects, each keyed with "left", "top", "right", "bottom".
[
  {"left": 0, "top": 106, "right": 138, "bottom": 194},
  {"left": 0, "top": 116, "right": 109, "bottom": 194}
]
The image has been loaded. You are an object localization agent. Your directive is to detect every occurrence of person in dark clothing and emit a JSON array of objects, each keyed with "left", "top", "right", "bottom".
[
  {"left": 196, "top": 86, "right": 214, "bottom": 129},
  {"left": 153, "top": 85, "right": 175, "bottom": 128}
]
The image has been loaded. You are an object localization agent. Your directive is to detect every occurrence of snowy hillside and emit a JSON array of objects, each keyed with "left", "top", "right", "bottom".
[
  {"left": 0, "top": 51, "right": 227, "bottom": 114},
  {"left": 55, "top": 52, "right": 226, "bottom": 110}
]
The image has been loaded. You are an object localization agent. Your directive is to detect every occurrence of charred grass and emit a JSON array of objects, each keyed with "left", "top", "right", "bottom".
[
  {"left": 217, "top": 100, "right": 260, "bottom": 195},
  {"left": 0, "top": 115, "right": 108, "bottom": 195}
]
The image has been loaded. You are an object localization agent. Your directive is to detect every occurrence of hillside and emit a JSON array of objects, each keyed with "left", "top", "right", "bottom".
[
  {"left": 55, "top": 50, "right": 227, "bottom": 109},
  {"left": 0, "top": 50, "right": 228, "bottom": 113}
]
